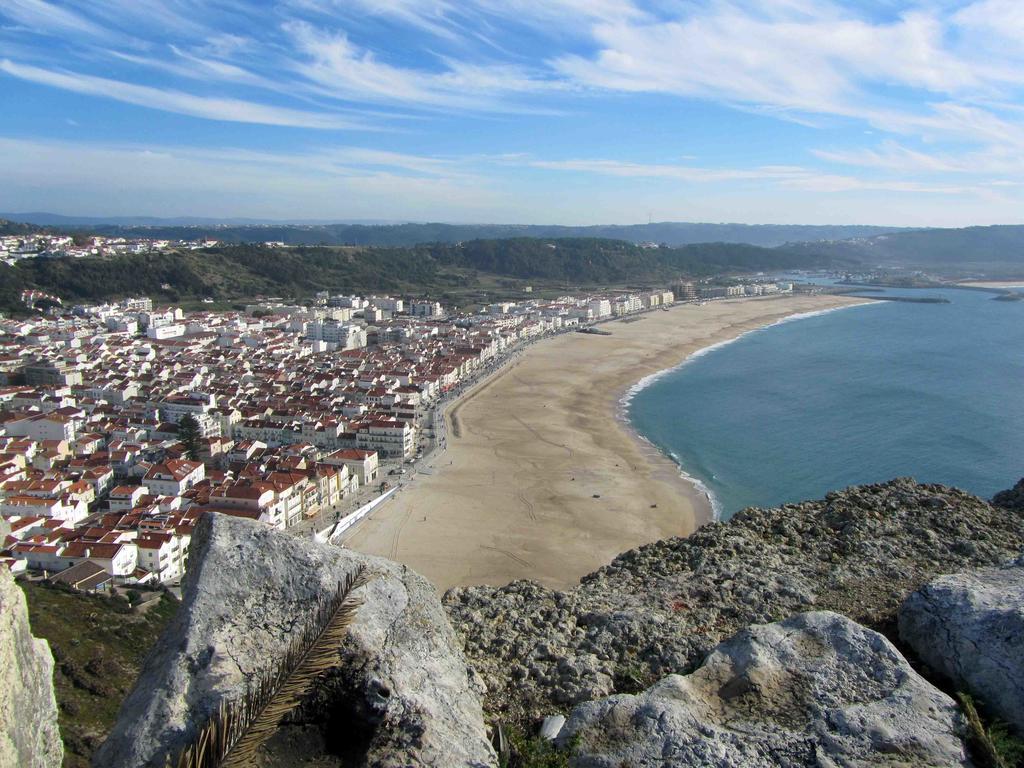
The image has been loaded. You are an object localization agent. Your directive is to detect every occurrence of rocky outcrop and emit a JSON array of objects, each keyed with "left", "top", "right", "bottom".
[
  {"left": 446, "top": 478, "right": 1024, "bottom": 722},
  {"left": 992, "top": 476, "right": 1024, "bottom": 511},
  {"left": 0, "top": 566, "right": 63, "bottom": 768},
  {"left": 94, "top": 513, "right": 496, "bottom": 768},
  {"left": 557, "top": 612, "right": 970, "bottom": 768},
  {"left": 899, "top": 555, "right": 1024, "bottom": 732}
]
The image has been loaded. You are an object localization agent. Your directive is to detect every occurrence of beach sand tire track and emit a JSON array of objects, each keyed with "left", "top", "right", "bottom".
[
  {"left": 480, "top": 545, "right": 533, "bottom": 569},
  {"left": 514, "top": 482, "right": 538, "bottom": 522},
  {"left": 511, "top": 414, "right": 573, "bottom": 458},
  {"left": 388, "top": 504, "right": 414, "bottom": 560}
]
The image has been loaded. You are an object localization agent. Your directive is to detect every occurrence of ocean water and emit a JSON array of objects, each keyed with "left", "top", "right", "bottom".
[{"left": 626, "top": 286, "right": 1024, "bottom": 519}]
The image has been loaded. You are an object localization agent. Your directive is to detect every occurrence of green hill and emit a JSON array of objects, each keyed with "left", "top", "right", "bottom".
[
  {"left": 0, "top": 237, "right": 841, "bottom": 314},
  {"left": 0, "top": 216, "right": 905, "bottom": 248},
  {"left": 785, "top": 225, "right": 1024, "bottom": 276}
]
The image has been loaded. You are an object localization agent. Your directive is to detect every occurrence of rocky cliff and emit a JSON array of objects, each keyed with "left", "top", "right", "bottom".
[
  {"left": 94, "top": 513, "right": 495, "bottom": 768},
  {"left": 993, "top": 477, "right": 1024, "bottom": 512},
  {"left": 0, "top": 565, "right": 63, "bottom": 768},
  {"left": 444, "top": 478, "right": 1024, "bottom": 725},
  {"left": 85, "top": 477, "right": 1024, "bottom": 767}
]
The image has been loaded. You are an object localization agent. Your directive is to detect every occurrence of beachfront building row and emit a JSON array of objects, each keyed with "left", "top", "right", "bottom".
[{"left": 0, "top": 285, "right": 684, "bottom": 587}]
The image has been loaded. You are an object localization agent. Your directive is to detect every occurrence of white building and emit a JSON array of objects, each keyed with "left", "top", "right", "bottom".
[
  {"left": 587, "top": 299, "right": 612, "bottom": 319},
  {"left": 146, "top": 323, "right": 186, "bottom": 340},
  {"left": 307, "top": 320, "right": 367, "bottom": 350},
  {"left": 137, "top": 533, "right": 186, "bottom": 583},
  {"left": 410, "top": 301, "right": 443, "bottom": 318},
  {"left": 371, "top": 297, "right": 404, "bottom": 313},
  {"left": 356, "top": 420, "right": 414, "bottom": 459},
  {"left": 142, "top": 459, "right": 206, "bottom": 496},
  {"left": 323, "top": 448, "right": 379, "bottom": 486}
]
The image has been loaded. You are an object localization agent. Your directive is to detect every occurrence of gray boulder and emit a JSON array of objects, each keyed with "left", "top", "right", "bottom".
[
  {"left": 0, "top": 566, "right": 63, "bottom": 768},
  {"left": 448, "top": 479, "right": 1024, "bottom": 724},
  {"left": 93, "top": 512, "right": 496, "bottom": 767},
  {"left": 557, "top": 611, "right": 970, "bottom": 767},
  {"left": 899, "top": 555, "right": 1024, "bottom": 732}
]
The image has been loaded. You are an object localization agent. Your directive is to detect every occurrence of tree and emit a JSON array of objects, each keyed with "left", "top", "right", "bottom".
[{"left": 178, "top": 414, "right": 202, "bottom": 461}]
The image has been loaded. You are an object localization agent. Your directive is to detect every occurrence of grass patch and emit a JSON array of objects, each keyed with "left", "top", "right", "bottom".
[
  {"left": 20, "top": 581, "right": 179, "bottom": 767},
  {"left": 959, "top": 692, "right": 1024, "bottom": 768},
  {"left": 500, "top": 724, "right": 578, "bottom": 768}
]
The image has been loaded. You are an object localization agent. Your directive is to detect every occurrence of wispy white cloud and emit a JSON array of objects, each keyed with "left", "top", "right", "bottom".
[
  {"left": 0, "top": 136, "right": 501, "bottom": 219},
  {"left": 2, "top": 135, "right": 1020, "bottom": 225},
  {"left": 289, "top": 0, "right": 461, "bottom": 40},
  {"left": 3, "top": 0, "right": 1024, "bottom": 223},
  {"left": 0, "top": 0, "right": 113, "bottom": 38},
  {"left": 543, "top": 0, "right": 1024, "bottom": 155},
  {"left": 812, "top": 138, "right": 1024, "bottom": 179},
  {"left": 0, "top": 59, "right": 369, "bottom": 129},
  {"left": 281, "top": 21, "right": 566, "bottom": 112},
  {"left": 106, "top": 47, "right": 274, "bottom": 90},
  {"left": 287, "top": 0, "right": 644, "bottom": 39},
  {"left": 524, "top": 156, "right": 973, "bottom": 194}
]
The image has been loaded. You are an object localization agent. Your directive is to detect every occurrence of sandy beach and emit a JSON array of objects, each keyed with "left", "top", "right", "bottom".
[
  {"left": 345, "top": 293, "right": 868, "bottom": 592},
  {"left": 956, "top": 281, "right": 1024, "bottom": 289}
]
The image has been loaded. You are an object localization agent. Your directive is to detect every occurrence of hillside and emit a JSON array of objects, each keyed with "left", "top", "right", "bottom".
[
  {"left": 0, "top": 238, "right": 839, "bottom": 314},
  {"left": 0, "top": 218, "right": 43, "bottom": 236},
  {"left": 21, "top": 584, "right": 178, "bottom": 768},
  {"left": 20, "top": 477, "right": 1023, "bottom": 768},
  {"left": 787, "top": 225, "right": 1024, "bottom": 276},
  {"left": 445, "top": 477, "right": 1024, "bottom": 725},
  {"left": 0, "top": 215, "right": 906, "bottom": 248}
]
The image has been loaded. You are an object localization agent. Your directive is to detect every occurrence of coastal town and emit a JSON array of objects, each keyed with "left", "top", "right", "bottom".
[
  {"left": 1, "top": 231, "right": 225, "bottom": 264},
  {"left": 0, "top": 278, "right": 802, "bottom": 594}
]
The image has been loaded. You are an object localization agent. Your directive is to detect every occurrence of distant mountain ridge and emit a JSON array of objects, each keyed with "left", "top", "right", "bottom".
[
  {"left": 787, "top": 224, "right": 1024, "bottom": 275},
  {"left": 0, "top": 213, "right": 405, "bottom": 227},
  {"left": 8, "top": 213, "right": 1024, "bottom": 275},
  {"left": 0, "top": 215, "right": 907, "bottom": 248}
]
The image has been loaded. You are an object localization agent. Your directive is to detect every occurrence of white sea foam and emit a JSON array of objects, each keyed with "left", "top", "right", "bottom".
[{"left": 619, "top": 301, "right": 878, "bottom": 520}]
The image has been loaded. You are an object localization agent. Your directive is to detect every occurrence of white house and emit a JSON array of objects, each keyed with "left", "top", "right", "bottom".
[
  {"left": 143, "top": 459, "right": 205, "bottom": 496},
  {"left": 323, "top": 448, "right": 379, "bottom": 486},
  {"left": 58, "top": 541, "right": 138, "bottom": 577},
  {"left": 355, "top": 420, "right": 413, "bottom": 459},
  {"left": 136, "top": 533, "right": 183, "bottom": 583}
]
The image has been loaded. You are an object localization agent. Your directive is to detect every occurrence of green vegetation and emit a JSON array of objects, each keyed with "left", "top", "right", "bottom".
[
  {"left": 786, "top": 224, "right": 1024, "bottom": 275},
  {"left": 177, "top": 415, "right": 202, "bottom": 462},
  {"left": 500, "top": 724, "right": 578, "bottom": 768},
  {"left": 612, "top": 658, "right": 658, "bottom": 695},
  {"left": 21, "top": 581, "right": 179, "bottom": 768},
  {"left": 0, "top": 237, "right": 839, "bottom": 314},
  {"left": 63, "top": 220, "right": 904, "bottom": 248},
  {"left": 0, "top": 218, "right": 42, "bottom": 236},
  {"left": 959, "top": 693, "right": 1024, "bottom": 768}
]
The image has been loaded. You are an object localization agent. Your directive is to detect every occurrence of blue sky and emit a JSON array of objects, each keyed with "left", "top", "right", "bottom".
[{"left": 1, "top": 0, "right": 1023, "bottom": 225}]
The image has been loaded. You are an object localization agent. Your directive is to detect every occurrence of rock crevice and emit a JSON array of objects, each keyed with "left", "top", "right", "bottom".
[{"left": 93, "top": 512, "right": 496, "bottom": 768}]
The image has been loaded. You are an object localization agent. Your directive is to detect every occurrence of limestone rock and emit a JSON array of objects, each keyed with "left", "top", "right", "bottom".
[
  {"left": 446, "top": 479, "right": 1024, "bottom": 723},
  {"left": 0, "top": 567, "right": 63, "bottom": 768},
  {"left": 93, "top": 512, "right": 495, "bottom": 768},
  {"left": 899, "top": 555, "right": 1024, "bottom": 732},
  {"left": 558, "top": 611, "right": 970, "bottom": 768}
]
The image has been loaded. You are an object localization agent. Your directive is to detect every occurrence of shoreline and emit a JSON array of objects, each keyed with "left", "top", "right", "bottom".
[
  {"left": 956, "top": 280, "right": 1024, "bottom": 289},
  {"left": 615, "top": 301, "right": 878, "bottom": 520},
  {"left": 345, "top": 294, "right": 871, "bottom": 592}
]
